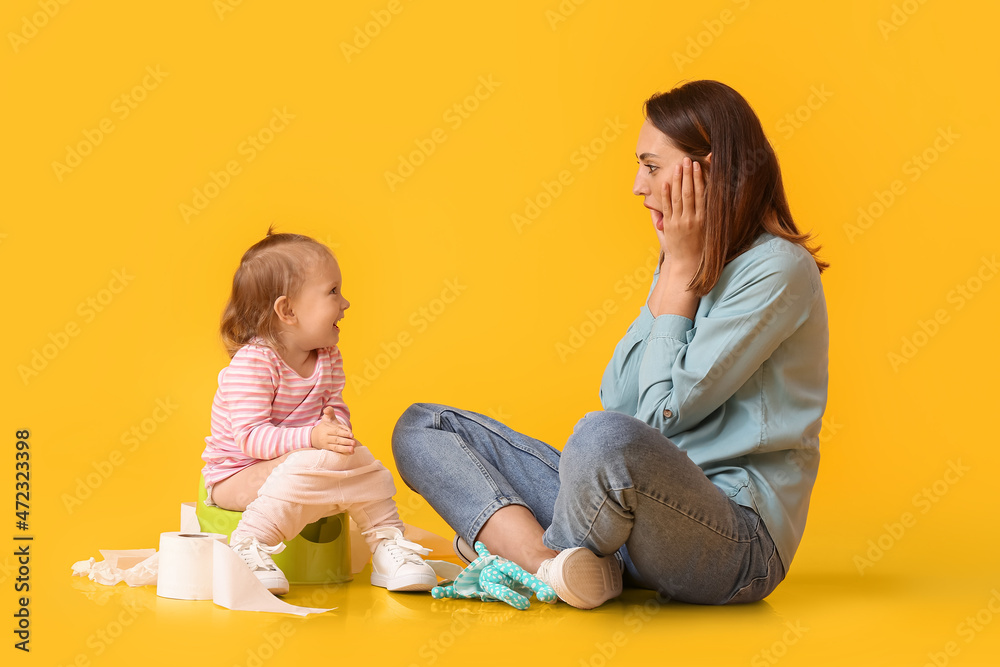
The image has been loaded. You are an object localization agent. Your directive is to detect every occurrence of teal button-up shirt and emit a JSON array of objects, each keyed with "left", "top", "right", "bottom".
[{"left": 600, "top": 231, "right": 829, "bottom": 569}]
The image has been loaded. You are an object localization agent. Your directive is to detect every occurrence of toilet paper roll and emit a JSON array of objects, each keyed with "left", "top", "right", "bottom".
[
  {"left": 154, "top": 530, "right": 334, "bottom": 615},
  {"left": 157, "top": 532, "right": 227, "bottom": 600}
]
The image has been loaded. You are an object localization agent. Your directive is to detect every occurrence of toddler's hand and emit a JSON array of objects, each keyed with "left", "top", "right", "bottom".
[{"left": 311, "top": 407, "right": 356, "bottom": 454}]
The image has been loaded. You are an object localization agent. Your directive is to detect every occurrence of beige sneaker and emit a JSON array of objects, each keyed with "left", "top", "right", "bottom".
[{"left": 535, "top": 547, "right": 623, "bottom": 609}]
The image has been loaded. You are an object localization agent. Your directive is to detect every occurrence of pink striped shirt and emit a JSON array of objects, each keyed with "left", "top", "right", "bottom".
[{"left": 201, "top": 341, "right": 351, "bottom": 486}]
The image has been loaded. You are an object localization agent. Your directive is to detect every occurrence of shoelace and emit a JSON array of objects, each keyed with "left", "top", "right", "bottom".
[
  {"left": 366, "top": 528, "right": 431, "bottom": 564},
  {"left": 231, "top": 536, "right": 284, "bottom": 572}
]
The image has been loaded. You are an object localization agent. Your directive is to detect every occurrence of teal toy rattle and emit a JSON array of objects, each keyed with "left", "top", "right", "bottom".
[{"left": 431, "top": 542, "right": 557, "bottom": 610}]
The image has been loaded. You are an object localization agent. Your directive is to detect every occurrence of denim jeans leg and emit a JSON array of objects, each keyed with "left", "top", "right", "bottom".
[
  {"left": 545, "top": 410, "right": 785, "bottom": 604},
  {"left": 391, "top": 403, "right": 562, "bottom": 545}
]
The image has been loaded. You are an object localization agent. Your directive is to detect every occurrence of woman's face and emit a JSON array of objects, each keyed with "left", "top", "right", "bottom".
[{"left": 632, "top": 120, "right": 703, "bottom": 231}]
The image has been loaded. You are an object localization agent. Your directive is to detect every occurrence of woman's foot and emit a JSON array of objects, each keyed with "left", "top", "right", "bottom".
[
  {"left": 369, "top": 527, "right": 437, "bottom": 592},
  {"left": 535, "top": 547, "right": 623, "bottom": 609},
  {"left": 476, "top": 505, "right": 558, "bottom": 573}
]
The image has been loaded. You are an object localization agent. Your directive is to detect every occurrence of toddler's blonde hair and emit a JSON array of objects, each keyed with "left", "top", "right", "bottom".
[{"left": 220, "top": 226, "right": 334, "bottom": 358}]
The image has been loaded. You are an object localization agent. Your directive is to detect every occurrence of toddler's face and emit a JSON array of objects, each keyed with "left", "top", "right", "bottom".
[{"left": 289, "top": 254, "right": 350, "bottom": 351}]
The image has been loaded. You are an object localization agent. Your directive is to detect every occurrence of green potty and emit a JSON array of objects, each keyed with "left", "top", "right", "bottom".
[{"left": 196, "top": 475, "right": 352, "bottom": 585}]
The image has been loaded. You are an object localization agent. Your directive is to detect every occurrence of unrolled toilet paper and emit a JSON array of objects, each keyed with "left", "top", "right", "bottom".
[
  {"left": 179, "top": 501, "right": 200, "bottom": 533},
  {"left": 154, "top": 531, "right": 333, "bottom": 615}
]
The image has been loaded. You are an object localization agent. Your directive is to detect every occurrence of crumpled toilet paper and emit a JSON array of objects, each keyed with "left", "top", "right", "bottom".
[{"left": 71, "top": 549, "right": 158, "bottom": 587}]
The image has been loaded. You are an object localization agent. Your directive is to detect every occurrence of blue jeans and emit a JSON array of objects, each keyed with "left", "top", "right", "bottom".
[{"left": 391, "top": 404, "right": 785, "bottom": 605}]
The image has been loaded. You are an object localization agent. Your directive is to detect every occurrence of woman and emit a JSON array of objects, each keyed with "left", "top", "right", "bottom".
[{"left": 391, "top": 80, "right": 829, "bottom": 609}]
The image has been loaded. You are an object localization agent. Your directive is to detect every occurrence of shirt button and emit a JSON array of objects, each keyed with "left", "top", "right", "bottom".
[{"left": 662, "top": 409, "right": 673, "bottom": 419}]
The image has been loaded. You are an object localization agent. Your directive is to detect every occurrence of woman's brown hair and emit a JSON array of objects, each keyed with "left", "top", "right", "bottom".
[
  {"left": 644, "top": 80, "right": 829, "bottom": 297},
  {"left": 220, "top": 226, "right": 333, "bottom": 358}
]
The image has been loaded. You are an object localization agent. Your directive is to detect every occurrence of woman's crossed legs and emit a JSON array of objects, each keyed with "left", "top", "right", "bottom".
[{"left": 391, "top": 403, "right": 784, "bottom": 606}]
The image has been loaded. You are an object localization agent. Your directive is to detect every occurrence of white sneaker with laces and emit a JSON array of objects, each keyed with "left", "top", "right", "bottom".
[
  {"left": 368, "top": 527, "right": 437, "bottom": 592},
  {"left": 230, "top": 534, "right": 289, "bottom": 596},
  {"left": 535, "top": 547, "right": 623, "bottom": 609}
]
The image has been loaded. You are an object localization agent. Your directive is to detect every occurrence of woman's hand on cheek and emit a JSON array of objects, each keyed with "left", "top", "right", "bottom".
[
  {"left": 652, "top": 181, "right": 671, "bottom": 269},
  {"left": 660, "top": 157, "right": 706, "bottom": 275}
]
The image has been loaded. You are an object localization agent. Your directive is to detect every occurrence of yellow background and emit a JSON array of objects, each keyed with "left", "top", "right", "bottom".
[{"left": 3, "top": 0, "right": 998, "bottom": 665}]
